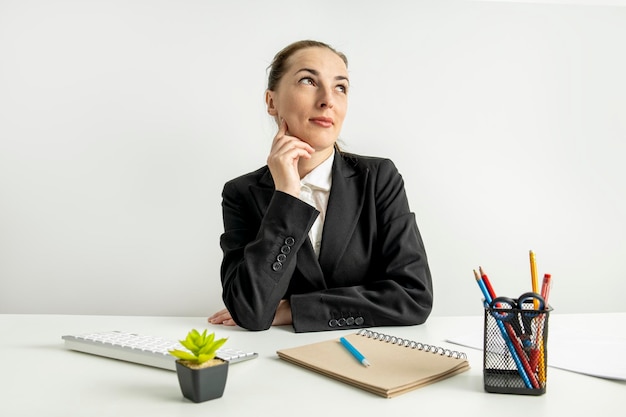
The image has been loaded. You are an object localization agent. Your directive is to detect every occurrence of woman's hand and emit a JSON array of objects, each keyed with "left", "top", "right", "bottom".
[
  {"left": 271, "top": 299, "right": 293, "bottom": 326},
  {"left": 267, "top": 119, "right": 314, "bottom": 197},
  {"left": 208, "top": 308, "right": 236, "bottom": 326},
  {"left": 208, "top": 300, "right": 293, "bottom": 327}
]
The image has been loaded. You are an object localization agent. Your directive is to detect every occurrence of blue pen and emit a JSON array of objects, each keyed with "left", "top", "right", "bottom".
[{"left": 339, "top": 337, "right": 370, "bottom": 367}]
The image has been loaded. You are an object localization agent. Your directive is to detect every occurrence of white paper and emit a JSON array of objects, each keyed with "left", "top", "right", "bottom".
[{"left": 446, "top": 314, "right": 626, "bottom": 381}]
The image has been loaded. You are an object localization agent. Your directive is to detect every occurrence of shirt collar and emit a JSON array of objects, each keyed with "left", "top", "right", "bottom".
[{"left": 300, "top": 151, "right": 334, "bottom": 191}]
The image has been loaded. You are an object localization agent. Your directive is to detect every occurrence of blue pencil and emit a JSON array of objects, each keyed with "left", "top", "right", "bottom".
[{"left": 474, "top": 273, "right": 533, "bottom": 389}]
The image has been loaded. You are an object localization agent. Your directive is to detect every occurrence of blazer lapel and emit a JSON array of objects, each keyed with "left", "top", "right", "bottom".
[{"left": 318, "top": 153, "right": 368, "bottom": 280}]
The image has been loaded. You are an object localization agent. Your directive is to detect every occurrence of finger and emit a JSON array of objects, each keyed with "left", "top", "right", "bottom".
[
  {"left": 277, "top": 118, "right": 287, "bottom": 138},
  {"left": 272, "top": 130, "right": 315, "bottom": 154},
  {"left": 208, "top": 308, "right": 231, "bottom": 324},
  {"left": 271, "top": 119, "right": 289, "bottom": 150},
  {"left": 208, "top": 308, "right": 227, "bottom": 320},
  {"left": 274, "top": 139, "right": 315, "bottom": 156},
  {"left": 209, "top": 316, "right": 229, "bottom": 325}
]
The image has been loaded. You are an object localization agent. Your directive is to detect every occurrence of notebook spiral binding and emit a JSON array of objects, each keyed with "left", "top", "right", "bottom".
[{"left": 356, "top": 329, "right": 468, "bottom": 360}]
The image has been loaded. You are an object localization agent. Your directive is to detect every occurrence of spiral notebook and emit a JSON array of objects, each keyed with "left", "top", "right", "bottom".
[{"left": 276, "top": 330, "right": 470, "bottom": 398}]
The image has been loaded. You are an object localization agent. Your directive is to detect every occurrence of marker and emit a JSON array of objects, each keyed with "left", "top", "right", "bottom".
[{"left": 339, "top": 337, "right": 370, "bottom": 367}]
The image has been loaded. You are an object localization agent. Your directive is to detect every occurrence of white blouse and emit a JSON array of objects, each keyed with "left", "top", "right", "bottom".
[{"left": 298, "top": 152, "right": 334, "bottom": 258}]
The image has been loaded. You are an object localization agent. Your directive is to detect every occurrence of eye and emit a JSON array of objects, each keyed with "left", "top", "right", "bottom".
[
  {"left": 299, "top": 77, "right": 315, "bottom": 86},
  {"left": 336, "top": 84, "right": 348, "bottom": 94}
]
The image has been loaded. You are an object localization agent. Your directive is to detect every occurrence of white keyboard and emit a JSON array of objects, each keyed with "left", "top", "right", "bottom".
[{"left": 62, "top": 331, "right": 258, "bottom": 371}]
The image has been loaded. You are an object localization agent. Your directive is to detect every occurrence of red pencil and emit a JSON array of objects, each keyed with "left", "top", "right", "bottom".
[
  {"left": 541, "top": 273, "right": 552, "bottom": 305},
  {"left": 479, "top": 266, "right": 497, "bottom": 299}
]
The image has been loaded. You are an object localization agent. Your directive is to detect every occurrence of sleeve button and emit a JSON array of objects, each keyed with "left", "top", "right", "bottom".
[
  {"left": 272, "top": 261, "right": 283, "bottom": 271},
  {"left": 284, "top": 237, "right": 295, "bottom": 246}
]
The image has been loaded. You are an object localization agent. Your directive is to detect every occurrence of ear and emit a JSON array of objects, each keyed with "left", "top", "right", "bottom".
[{"left": 265, "top": 90, "right": 278, "bottom": 116}]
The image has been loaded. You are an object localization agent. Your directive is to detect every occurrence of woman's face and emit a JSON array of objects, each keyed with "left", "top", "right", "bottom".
[{"left": 266, "top": 47, "right": 349, "bottom": 152}]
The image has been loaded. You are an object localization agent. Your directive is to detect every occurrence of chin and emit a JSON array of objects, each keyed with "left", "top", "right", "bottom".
[{"left": 306, "top": 132, "right": 339, "bottom": 148}]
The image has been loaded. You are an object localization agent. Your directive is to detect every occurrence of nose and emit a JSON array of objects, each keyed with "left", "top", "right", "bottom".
[{"left": 318, "top": 86, "right": 334, "bottom": 109}]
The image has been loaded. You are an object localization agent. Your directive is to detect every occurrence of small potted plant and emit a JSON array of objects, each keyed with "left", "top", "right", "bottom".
[{"left": 169, "top": 329, "right": 229, "bottom": 403}]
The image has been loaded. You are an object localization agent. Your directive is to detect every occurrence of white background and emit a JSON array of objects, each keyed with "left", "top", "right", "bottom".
[{"left": 1, "top": 0, "right": 624, "bottom": 317}]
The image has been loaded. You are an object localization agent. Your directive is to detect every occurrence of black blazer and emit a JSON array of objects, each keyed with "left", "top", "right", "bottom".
[{"left": 219, "top": 151, "right": 433, "bottom": 332}]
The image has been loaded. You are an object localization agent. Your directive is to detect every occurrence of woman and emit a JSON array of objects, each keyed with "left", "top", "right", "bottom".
[{"left": 209, "top": 40, "right": 433, "bottom": 332}]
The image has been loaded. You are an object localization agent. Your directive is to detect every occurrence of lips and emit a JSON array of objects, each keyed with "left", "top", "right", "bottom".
[{"left": 309, "top": 117, "right": 334, "bottom": 128}]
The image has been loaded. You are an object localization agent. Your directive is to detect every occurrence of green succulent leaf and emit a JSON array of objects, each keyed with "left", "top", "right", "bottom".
[
  {"left": 197, "top": 353, "right": 216, "bottom": 363},
  {"left": 169, "top": 349, "right": 198, "bottom": 362},
  {"left": 190, "top": 329, "right": 205, "bottom": 345},
  {"left": 180, "top": 338, "right": 198, "bottom": 353},
  {"left": 199, "top": 337, "right": 228, "bottom": 356},
  {"left": 174, "top": 329, "right": 228, "bottom": 364}
]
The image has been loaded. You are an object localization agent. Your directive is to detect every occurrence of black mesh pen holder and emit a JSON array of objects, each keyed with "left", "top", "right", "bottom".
[{"left": 483, "top": 303, "right": 551, "bottom": 395}]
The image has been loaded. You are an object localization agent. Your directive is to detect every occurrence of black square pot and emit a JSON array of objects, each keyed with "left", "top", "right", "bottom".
[{"left": 175, "top": 359, "right": 229, "bottom": 403}]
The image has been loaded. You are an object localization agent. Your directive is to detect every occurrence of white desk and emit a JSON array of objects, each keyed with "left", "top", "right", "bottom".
[{"left": 1, "top": 314, "right": 624, "bottom": 416}]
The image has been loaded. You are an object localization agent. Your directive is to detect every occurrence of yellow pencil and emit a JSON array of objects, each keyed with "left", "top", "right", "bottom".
[
  {"left": 529, "top": 250, "right": 539, "bottom": 308},
  {"left": 537, "top": 325, "right": 547, "bottom": 386}
]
